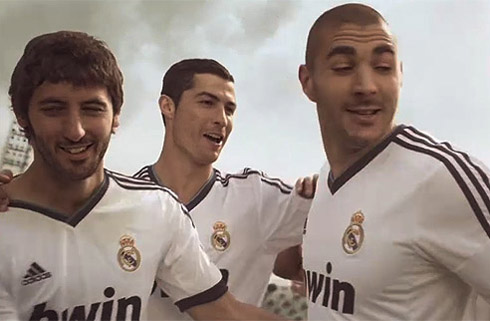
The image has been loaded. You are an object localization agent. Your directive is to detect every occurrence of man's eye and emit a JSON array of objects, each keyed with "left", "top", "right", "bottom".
[
  {"left": 375, "top": 65, "right": 392, "bottom": 72},
  {"left": 332, "top": 65, "right": 353, "bottom": 73},
  {"left": 41, "top": 106, "right": 63, "bottom": 113},
  {"left": 225, "top": 107, "right": 235, "bottom": 116},
  {"left": 84, "top": 106, "right": 105, "bottom": 113}
]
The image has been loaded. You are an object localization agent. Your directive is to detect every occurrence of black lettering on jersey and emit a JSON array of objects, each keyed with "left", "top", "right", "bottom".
[
  {"left": 306, "top": 262, "right": 355, "bottom": 315},
  {"left": 29, "top": 287, "right": 142, "bottom": 321},
  {"left": 116, "top": 296, "right": 141, "bottom": 320},
  {"left": 306, "top": 270, "right": 324, "bottom": 303}
]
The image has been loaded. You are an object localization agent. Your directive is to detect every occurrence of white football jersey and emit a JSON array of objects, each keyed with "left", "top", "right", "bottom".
[
  {"left": 133, "top": 166, "right": 311, "bottom": 320},
  {"left": 0, "top": 170, "right": 226, "bottom": 321},
  {"left": 303, "top": 125, "right": 490, "bottom": 320}
]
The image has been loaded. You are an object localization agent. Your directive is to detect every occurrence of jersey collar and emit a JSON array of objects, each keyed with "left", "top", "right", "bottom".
[
  {"left": 148, "top": 165, "right": 217, "bottom": 211},
  {"left": 328, "top": 125, "right": 406, "bottom": 194},
  {"left": 9, "top": 170, "right": 110, "bottom": 227}
]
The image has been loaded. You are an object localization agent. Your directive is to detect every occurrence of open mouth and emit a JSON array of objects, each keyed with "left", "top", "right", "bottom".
[
  {"left": 204, "top": 133, "right": 224, "bottom": 145},
  {"left": 60, "top": 144, "right": 93, "bottom": 154},
  {"left": 347, "top": 109, "right": 380, "bottom": 116}
]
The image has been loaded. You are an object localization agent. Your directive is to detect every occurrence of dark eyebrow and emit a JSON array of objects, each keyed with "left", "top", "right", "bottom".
[
  {"left": 196, "top": 91, "right": 219, "bottom": 101},
  {"left": 327, "top": 46, "right": 356, "bottom": 59},
  {"left": 373, "top": 44, "right": 395, "bottom": 56},
  {"left": 196, "top": 91, "right": 237, "bottom": 108},
  {"left": 82, "top": 98, "right": 108, "bottom": 106},
  {"left": 38, "top": 98, "right": 66, "bottom": 105}
]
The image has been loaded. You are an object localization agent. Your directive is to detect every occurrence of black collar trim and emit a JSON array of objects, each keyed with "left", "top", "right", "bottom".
[
  {"left": 9, "top": 171, "right": 110, "bottom": 227},
  {"left": 149, "top": 165, "right": 217, "bottom": 211},
  {"left": 328, "top": 125, "right": 406, "bottom": 194}
]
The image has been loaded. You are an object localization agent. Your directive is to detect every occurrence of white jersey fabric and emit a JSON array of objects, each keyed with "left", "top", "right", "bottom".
[
  {"left": 303, "top": 125, "right": 490, "bottom": 320},
  {"left": 0, "top": 170, "right": 226, "bottom": 321},
  {"left": 133, "top": 166, "right": 311, "bottom": 320}
]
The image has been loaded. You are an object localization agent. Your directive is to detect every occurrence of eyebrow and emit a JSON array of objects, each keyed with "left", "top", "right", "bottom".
[
  {"left": 82, "top": 98, "right": 108, "bottom": 106},
  {"left": 38, "top": 98, "right": 66, "bottom": 105},
  {"left": 196, "top": 91, "right": 237, "bottom": 108},
  {"left": 326, "top": 44, "right": 395, "bottom": 59},
  {"left": 327, "top": 46, "right": 356, "bottom": 59},
  {"left": 373, "top": 44, "right": 395, "bottom": 56},
  {"left": 38, "top": 97, "right": 108, "bottom": 108}
]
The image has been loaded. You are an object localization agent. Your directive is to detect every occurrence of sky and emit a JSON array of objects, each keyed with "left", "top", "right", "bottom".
[{"left": 1, "top": 0, "right": 489, "bottom": 183}]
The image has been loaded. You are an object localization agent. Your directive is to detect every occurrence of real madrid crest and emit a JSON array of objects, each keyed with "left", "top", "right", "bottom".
[
  {"left": 211, "top": 221, "right": 231, "bottom": 251},
  {"left": 342, "top": 211, "right": 365, "bottom": 254},
  {"left": 117, "top": 235, "right": 141, "bottom": 272}
]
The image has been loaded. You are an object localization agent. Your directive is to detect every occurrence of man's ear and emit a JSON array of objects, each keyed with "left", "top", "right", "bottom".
[
  {"left": 159, "top": 95, "right": 176, "bottom": 122},
  {"left": 298, "top": 64, "right": 317, "bottom": 102},
  {"left": 399, "top": 61, "right": 404, "bottom": 88},
  {"left": 111, "top": 113, "right": 120, "bottom": 134},
  {"left": 17, "top": 114, "right": 29, "bottom": 130}
]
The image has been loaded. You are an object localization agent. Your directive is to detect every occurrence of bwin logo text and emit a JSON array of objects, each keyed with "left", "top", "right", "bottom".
[
  {"left": 306, "top": 262, "right": 355, "bottom": 314},
  {"left": 29, "top": 287, "right": 142, "bottom": 320}
]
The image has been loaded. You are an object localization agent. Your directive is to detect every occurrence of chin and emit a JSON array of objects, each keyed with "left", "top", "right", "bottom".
[{"left": 56, "top": 160, "right": 103, "bottom": 181}]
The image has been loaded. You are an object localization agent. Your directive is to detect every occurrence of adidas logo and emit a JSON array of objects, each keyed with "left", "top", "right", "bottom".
[{"left": 22, "top": 262, "right": 52, "bottom": 286}]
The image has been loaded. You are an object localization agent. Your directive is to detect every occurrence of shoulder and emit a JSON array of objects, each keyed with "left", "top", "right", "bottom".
[
  {"left": 392, "top": 126, "right": 490, "bottom": 187},
  {"left": 106, "top": 169, "right": 191, "bottom": 221},
  {"left": 106, "top": 169, "right": 180, "bottom": 202},
  {"left": 214, "top": 167, "right": 293, "bottom": 194},
  {"left": 393, "top": 127, "right": 490, "bottom": 233}
]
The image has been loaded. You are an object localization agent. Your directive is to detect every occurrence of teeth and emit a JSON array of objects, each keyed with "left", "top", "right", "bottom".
[
  {"left": 356, "top": 110, "right": 376, "bottom": 115},
  {"left": 62, "top": 146, "right": 89, "bottom": 154},
  {"left": 204, "top": 134, "right": 223, "bottom": 143}
]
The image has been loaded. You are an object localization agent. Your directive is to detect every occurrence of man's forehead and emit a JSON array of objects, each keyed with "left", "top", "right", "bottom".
[
  {"left": 192, "top": 74, "right": 235, "bottom": 92},
  {"left": 326, "top": 22, "right": 394, "bottom": 43}
]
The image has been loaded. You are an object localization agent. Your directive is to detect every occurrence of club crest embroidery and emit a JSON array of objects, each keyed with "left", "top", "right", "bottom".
[
  {"left": 211, "top": 221, "right": 231, "bottom": 251},
  {"left": 117, "top": 235, "right": 141, "bottom": 272},
  {"left": 342, "top": 211, "right": 365, "bottom": 254}
]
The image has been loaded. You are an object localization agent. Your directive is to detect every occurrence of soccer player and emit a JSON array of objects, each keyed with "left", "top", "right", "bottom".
[
  {"left": 0, "top": 30, "right": 283, "bottom": 321},
  {"left": 132, "top": 58, "right": 313, "bottom": 320},
  {"left": 298, "top": 3, "right": 490, "bottom": 320}
]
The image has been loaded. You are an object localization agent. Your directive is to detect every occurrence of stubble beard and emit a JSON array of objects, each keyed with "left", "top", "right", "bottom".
[{"left": 32, "top": 134, "right": 110, "bottom": 181}]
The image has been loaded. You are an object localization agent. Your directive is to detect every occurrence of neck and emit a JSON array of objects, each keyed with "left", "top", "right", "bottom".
[
  {"left": 5, "top": 160, "right": 105, "bottom": 217},
  {"left": 154, "top": 143, "right": 213, "bottom": 205},
  {"left": 325, "top": 127, "right": 397, "bottom": 180}
]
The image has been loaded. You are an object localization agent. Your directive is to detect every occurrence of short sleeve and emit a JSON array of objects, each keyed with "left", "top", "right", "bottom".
[
  {"left": 155, "top": 199, "right": 227, "bottom": 311},
  {"left": 255, "top": 173, "right": 312, "bottom": 253}
]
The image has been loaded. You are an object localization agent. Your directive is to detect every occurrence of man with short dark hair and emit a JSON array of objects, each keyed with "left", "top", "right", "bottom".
[
  {"left": 133, "top": 58, "right": 314, "bottom": 320},
  {"left": 299, "top": 3, "right": 490, "bottom": 320},
  {"left": 0, "top": 31, "right": 283, "bottom": 321}
]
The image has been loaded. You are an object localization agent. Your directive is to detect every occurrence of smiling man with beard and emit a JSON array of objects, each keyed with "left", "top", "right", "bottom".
[{"left": 0, "top": 31, "right": 285, "bottom": 321}]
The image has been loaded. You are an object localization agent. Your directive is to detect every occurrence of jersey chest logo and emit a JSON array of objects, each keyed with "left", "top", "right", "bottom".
[
  {"left": 211, "top": 221, "right": 231, "bottom": 251},
  {"left": 117, "top": 235, "right": 141, "bottom": 272},
  {"left": 342, "top": 211, "right": 365, "bottom": 254}
]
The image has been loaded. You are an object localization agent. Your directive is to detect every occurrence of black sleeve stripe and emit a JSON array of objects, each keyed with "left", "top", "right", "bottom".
[
  {"left": 403, "top": 128, "right": 490, "bottom": 210},
  {"left": 407, "top": 126, "right": 490, "bottom": 192},
  {"left": 243, "top": 168, "right": 293, "bottom": 190},
  {"left": 394, "top": 133, "right": 490, "bottom": 239},
  {"left": 107, "top": 171, "right": 181, "bottom": 201},
  {"left": 215, "top": 168, "right": 292, "bottom": 194},
  {"left": 106, "top": 169, "right": 157, "bottom": 187},
  {"left": 260, "top": 178, "right": 293, "bottom": 194},
  {"left": 132, "top": 166, "right": 151, "bottom": 179},
  {"left": 174, "top": 275, "right": 228, "bottom": 312}
]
